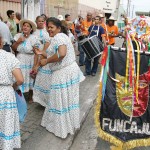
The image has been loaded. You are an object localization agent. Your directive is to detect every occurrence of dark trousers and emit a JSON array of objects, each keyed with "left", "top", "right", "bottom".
[
  {"left": 85, "top": 56, "right": 100, "bottom": 74},
  {"left": 78, "top": 43, "right": 85, "bottom": 65},
  {"left": 3, "top": 44, "right": 11, "bottom": 52}
]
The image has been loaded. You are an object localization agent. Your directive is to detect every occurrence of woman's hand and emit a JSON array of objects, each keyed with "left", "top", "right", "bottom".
[
  {"left": 40, "top": 59, "right": 47, "bottom": 66},
  {"left": 17, "top": 36, "right": 26, "bottom": 44},
  {"left": 33, "top": 48, "right": 47, "bottom": 58},
  {"left": 12, "top": 82, "right": 18, "bottom": 90},
  {"left": 33, "top": 47, "right": 42, "bottom": 55}
]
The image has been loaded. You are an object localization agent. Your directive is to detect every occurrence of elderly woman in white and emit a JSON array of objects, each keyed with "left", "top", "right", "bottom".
[
  {"left": 0, "top": 33, "right": 24, "bottom": 150},
  {"left": 12, "top": 19, "right": 40, "bottom": 103}
]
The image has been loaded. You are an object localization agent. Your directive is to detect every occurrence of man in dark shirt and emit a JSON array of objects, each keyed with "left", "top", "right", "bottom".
[{"left": 85, "top": 16, "right": 106, "bottom": 76}]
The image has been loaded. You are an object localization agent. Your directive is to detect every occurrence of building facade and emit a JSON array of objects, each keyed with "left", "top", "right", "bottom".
[
  {"left": 0, "top": 0, "right": 21, "bottom": 21},
  {"left": 1, "top": 0, "right": 119, "bottom": 21}
]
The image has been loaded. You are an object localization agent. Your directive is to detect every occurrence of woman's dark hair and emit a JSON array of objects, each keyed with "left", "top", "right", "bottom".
[
  {"left": 15, "top": 12, "right": 21, "bottom": 20},
  {"left": 41, "top": 14, "right": 47, "bottom": 21},
  {"left": 7, "top": 10, "right": 14, "bottom": 18},
  {"left": 46, "top": 17, "right": 68, "bottom": 35},
  {"left": 36, "top": 16, "right": 45, "bottom": 22}
]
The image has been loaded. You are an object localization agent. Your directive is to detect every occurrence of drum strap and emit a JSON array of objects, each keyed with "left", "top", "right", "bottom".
[{"left": 88, "top": 25, "right": 100, "bottom": 38}]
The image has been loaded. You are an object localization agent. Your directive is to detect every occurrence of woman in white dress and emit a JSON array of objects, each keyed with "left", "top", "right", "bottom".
[
  {"left": 33, "top": 16, "right": 51, "bottom": 106},
  {"left": 35, "top": 17, "right": 85, "bottom": 138},
  {"left": 12, "top": 19, "right": 40, "bottom": 103},
  {"left": 0, "top": 34, "right": 24, "bottom": 150}
]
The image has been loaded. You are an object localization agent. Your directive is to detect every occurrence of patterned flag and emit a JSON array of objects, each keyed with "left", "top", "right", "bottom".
[{"left": 95, "top": 46, "right": 150, "bottom": 149}]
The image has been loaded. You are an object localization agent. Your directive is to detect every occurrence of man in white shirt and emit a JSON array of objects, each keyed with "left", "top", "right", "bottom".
[{"left": 0, "top": 20, "right": 13, "bottom": 52}]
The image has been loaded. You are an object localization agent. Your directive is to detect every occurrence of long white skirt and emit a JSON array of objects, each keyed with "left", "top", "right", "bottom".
[
  {"left": 33, "top": 65, "right": 52, "bottom": 107},
  {"left": 41, "top": 62, "right": 85, "bottom": 138},
  {"left": 17, "top": 53, "right": 34, "bottom": 93},
  {"left": 0, "top": 86, "right": 21, "bottom": 150}
]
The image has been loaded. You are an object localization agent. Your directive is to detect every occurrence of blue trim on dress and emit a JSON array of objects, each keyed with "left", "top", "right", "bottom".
[
  {"left": 0, "top": 131, "right": 20, "bottom": 140},
  {"left": 39, "top": 67, "right": 52, "bottom": 75},
  {"left": 49, "top": 104, "right": 79, "bottom": 114},
  {"left": 34, "top": 85, "right": 50, "bottom": 94},
  {"left": 20, "top": 64, "right": 32, "bottom": 69},
  {"left": 20, "top": 83, "right": 33, "bottom": 93},
  {"left": 50, "top": 76, "right": 80, "bottom": 89},
  {"left": 0, "top": 102, "right": 17, "bottom": 110}
]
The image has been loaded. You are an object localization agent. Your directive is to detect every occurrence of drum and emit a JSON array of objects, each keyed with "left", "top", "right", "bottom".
[
  {"left": 80, "top": 35, "right": 104, "bottom": 60},
  {"left": 77, "top": 33, "right": 87, "bottom": 41}
]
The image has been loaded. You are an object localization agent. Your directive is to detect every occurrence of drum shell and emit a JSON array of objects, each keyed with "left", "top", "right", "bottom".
[{"left": 80, "top": 36, "right": 104, "bottom": 60}]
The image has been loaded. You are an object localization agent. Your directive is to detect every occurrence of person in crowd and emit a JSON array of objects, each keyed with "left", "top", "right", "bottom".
[
  {"left": 66, "top": 21, "right": 76, "bottom": 43},
  {"left": 65, "top": 14, "right": 71, "bottom": 21},
  {"left": 32, "top": 16, "right": 51, "bottom": 107},
  {"left": 92, "top": 17, "right": 95, "bottom": 25},
  {"left": 99, "top": 14, "right": 109, "bottom": 44},
  {"left": 75, "top": 16, "right": 84, "bottom": 35},
  {"left": 6, "top": 10, "right": 17, "bottom": 37},
  {"left": 0, "top": 33, "right": 24, "bottom": 150},
  {"left": 85, "top": 16, "right": 106, "bottom": 76},
  {"left": 74, "top": 15, "right": 82, "bottom": 25},
  {"left": 79, "top": 12, "right": 92, "bottom": 66},
  {"left": 41, "top": 14, "right": 47, "bottom": 27},
  {"left": 57, "top": 15, "right": 64, "bottom": 21},
  {"left": 0, "top": 20, "right": 13, "bottom": 52},
  {"left": 107, "top": 16, "right": 119, "bottom": 45},
  {"left": 12, "top": 19, "right": 40, "bottom": 103},
  {"left": 15, "top": 12, "right": 21, "bottom": 33},
  {"left": 34, "top": 17, "right": 85, "bottom": 138},
  {"left": 65, "top": 14, "right": 75, "bottom": 34},
  {"left": 74, "top": 16, "right": 84, "bottom": 56},
  {"left": 32, "top": 16, "right": 50, "bottom": 75},
  {"left": 41, "top": 14, "right": 47, "bottom": 21}
]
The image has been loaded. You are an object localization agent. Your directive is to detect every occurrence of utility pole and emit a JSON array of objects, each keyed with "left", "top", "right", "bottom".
[
  {"left": 127, "top": 0, "right": 131, "bottom": 17},
  {"left": 132, "top": 5, "right": 134, "bottom": 18},
  {"left": 21, "top": 0, "right": 25, "bottom": 18},
  {"left": 116, "top": 0, "right": 121, "bottom": 21}
]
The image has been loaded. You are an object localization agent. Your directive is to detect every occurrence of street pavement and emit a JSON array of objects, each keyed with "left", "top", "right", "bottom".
[
  {"left": 70, "top": 105, "right": 97, "bottom": 150},
  {"left": 19, "top": 64, "right": 100, "bottom": 150}
]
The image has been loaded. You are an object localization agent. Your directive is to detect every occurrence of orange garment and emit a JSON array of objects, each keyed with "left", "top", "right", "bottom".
[
  {"left": 82, "top": 20, "right": 92, "bottom": 36},
  {"left": 100, "top": 23, "right": 109, "bottom": 42},
  {"left": 107, "top": 25, "right": 119, "bottom": 45}
]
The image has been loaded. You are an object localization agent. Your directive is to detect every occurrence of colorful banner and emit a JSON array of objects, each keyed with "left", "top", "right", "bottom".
[{"left": 95, "top": 47, "right": 150, "bottom": 149}]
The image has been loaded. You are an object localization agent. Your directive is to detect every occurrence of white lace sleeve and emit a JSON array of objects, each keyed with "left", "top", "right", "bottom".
[
  {"left": 14, "top": 33, "right": 22, "bottom": 42},
  {"left": 9, "top": 53, "right": 20, "bottom": 71}
]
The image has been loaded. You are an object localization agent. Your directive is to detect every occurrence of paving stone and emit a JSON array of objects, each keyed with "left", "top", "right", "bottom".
[{"left": 21, "top": 132, "right": 32, "bottom": 142}]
